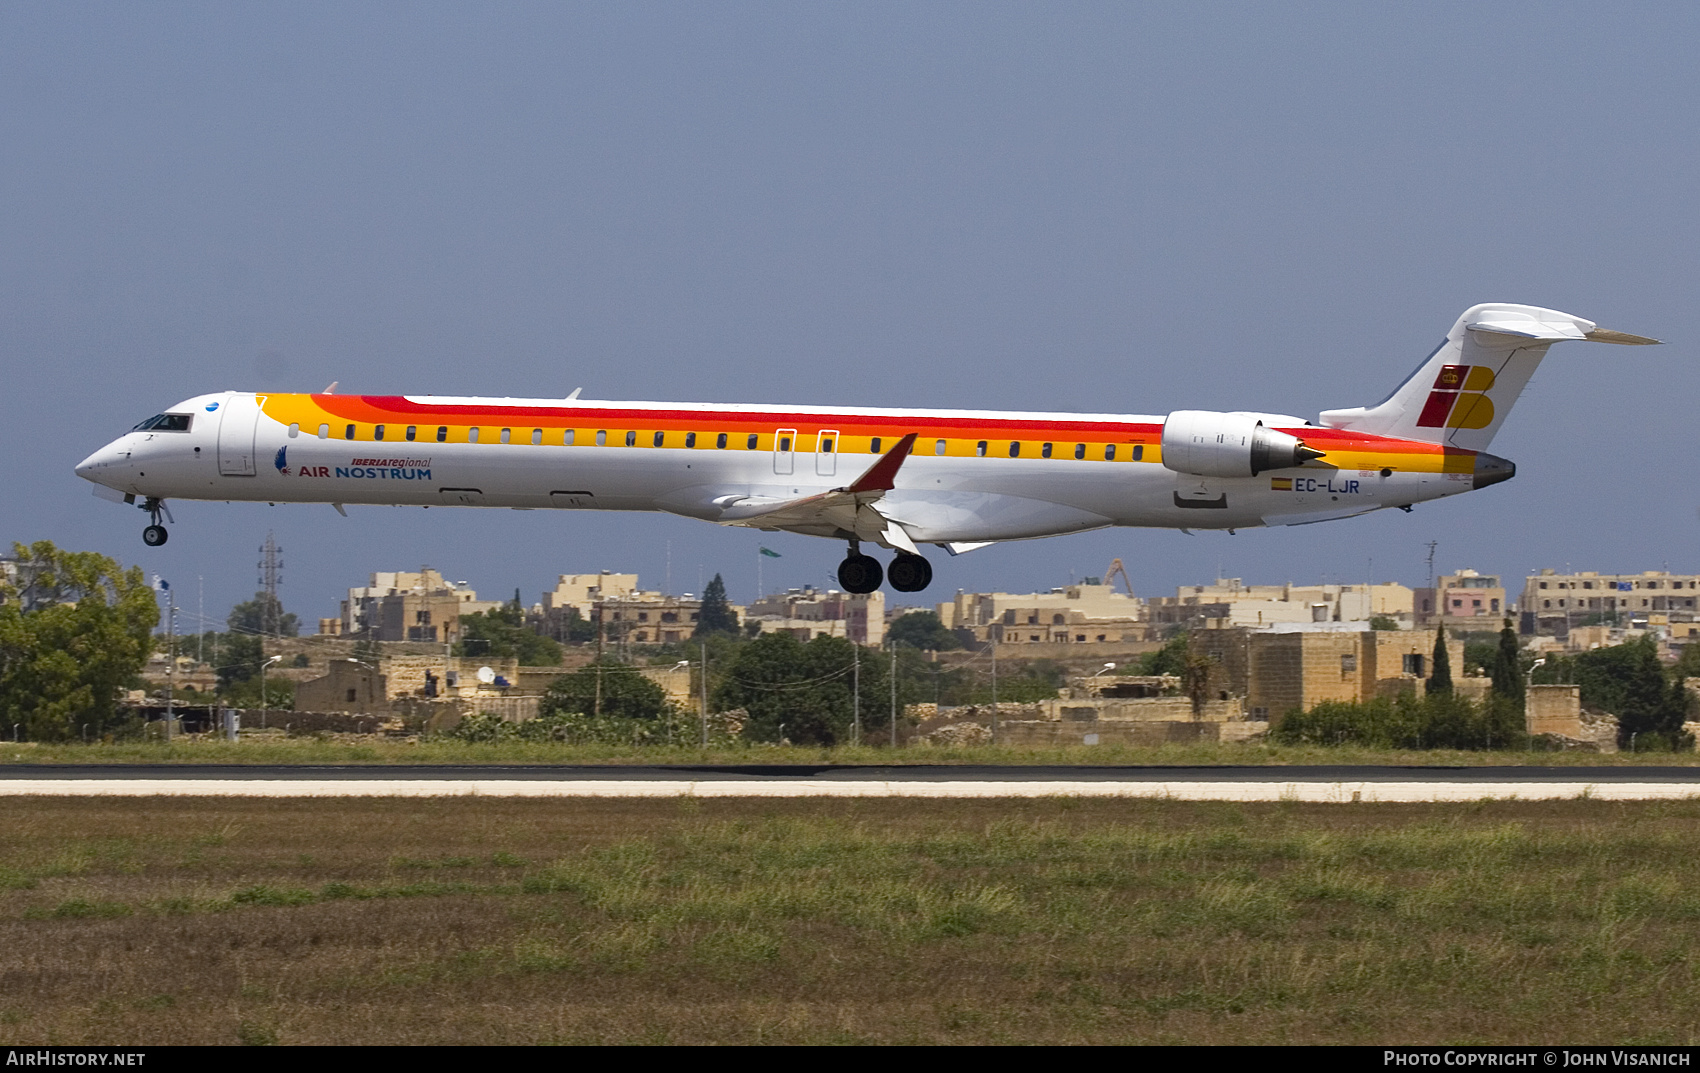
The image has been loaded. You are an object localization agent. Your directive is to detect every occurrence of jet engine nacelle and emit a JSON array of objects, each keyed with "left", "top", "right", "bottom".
[{"left": 1160, "top": 410, "right": 1324, "bottom": 478}]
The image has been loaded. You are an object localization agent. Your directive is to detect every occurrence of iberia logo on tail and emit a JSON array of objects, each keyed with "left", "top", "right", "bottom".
[{"left": 1415, "top": 365, "right": 1495, "bottom": 429}]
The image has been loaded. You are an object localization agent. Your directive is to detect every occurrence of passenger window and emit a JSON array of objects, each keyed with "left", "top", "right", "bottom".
[
  {"left": 405, "top": 425, "right": 417, "bottom": 441},
  {"left": 288, "top": 423, "right": 300, "bottom": 438},
  {"left": 1104, "top": 444, "right": 1116, "bottom": 460},
  {"left": 531, "top": 429, "right": 542, "bottom": 445},
  {"left": 1009, "top": 441, "right": 1020, "bottom": 457},
  {"left": 821, "top": 437, "right": 833, "bottom": 453},
  {"left": 375, "top": 425, "right": 386, "bottom": 440},
  {"left": 317, "top": 424, "right": 329, "bottom": 439},
  {"left": 1041, "top": 442, "right": 1052, "bottom": 458},
  {"left": 345, "top": 424, "right": 356, "bottom": 440},
  {"left": 870, "top": 436, "right": 881, "bottom": 454},
  {"left": 469, "top": 428, "right": 480, "bottom": 443},
  {"left": 747, "top": 433, "right": 758, "bottom": 449},
  {"left": 1133, "top": 444, "right": 1144, "bottom": 460},
  {"left": 935, "top": 440, "right": 947, "bottom": 455},
  {"left": 437, "top": 426, "right": 447, "bottom": 442},
  {"left": 653, "top": 431, "right": 665, "bottom": 447},
  {"left": 625, "top": 431, "right": 636, "bottom": 447},
  {"left": 779, "top": 436, "right": 791, "bottom": 452},
  {"left": 976, "top": 441, "right": 987, "bottom": 457},
  {"left": 564, "top": 429, "right": 575, "bottom": 445},
  {"left": 596, "top": 430, "right": 607, "bottom": 446},
  {"left": 686, "top": 432, "right": 697, "bottom": 448},
  {"left": 500, "top": 428, "right": 511, "bottom": 444},
  {"left": 1074, "top": 443, "right": 1085, "bottom": 459},
  {"left": 716, "top": 432, "right": 727, "bottom": 449}
]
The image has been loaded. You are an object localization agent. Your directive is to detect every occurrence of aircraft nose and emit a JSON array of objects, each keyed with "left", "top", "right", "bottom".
[{"left": 75, "top": 442, "right": 126, "bottom": 484}]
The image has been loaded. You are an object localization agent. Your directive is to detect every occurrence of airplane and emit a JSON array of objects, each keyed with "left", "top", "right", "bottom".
[{"left": 75, "top": 303, "right": 1658, "bottom": 594}]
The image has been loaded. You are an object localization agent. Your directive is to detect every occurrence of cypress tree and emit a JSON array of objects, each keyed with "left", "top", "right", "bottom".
[
  {"left": 693, "top": 573, "right": 740, "bottom": 637},
  {"left": 1426, "top": 623, "right": 1453, "bottom": 696},
  {"left": 1490, "top": 617, "right": 1524, "bottom": 704}
]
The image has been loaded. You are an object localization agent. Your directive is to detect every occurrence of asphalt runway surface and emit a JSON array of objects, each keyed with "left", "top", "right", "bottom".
[{"left": 3, "top": 764, "right": 1700, "bottom": 801}]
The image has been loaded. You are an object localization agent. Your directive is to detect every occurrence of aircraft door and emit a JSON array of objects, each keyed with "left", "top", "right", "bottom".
[
  {"left": 773, "top": 428, "right": 796, "bottom": 475},
  {"left": 217, "top": 393, "right": 262, "bottom": 476},
  {"left": 815, "top": 429, "right": 838, "bottom": 477}
]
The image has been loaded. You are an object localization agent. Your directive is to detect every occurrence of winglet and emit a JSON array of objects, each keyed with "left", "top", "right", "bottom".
[{"left": 846, "top": 433, "right": 918, "bottom": 493}]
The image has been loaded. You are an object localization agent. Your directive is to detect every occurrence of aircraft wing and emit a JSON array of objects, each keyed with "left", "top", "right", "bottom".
[{"left": 715, "top": 433, "right": 923, "bottom": 552}]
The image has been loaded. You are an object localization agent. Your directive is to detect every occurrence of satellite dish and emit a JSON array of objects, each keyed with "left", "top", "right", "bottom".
[{"left": 476, "top": 666, "right": 496, "bottom": 685}]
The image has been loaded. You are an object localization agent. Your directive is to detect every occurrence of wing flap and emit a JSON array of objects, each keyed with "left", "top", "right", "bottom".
[{"left": 715, "top": 433, "right": 921, "bottom": 546}]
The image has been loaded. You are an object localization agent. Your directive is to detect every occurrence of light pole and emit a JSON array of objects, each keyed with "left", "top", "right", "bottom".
[
  {"left": 259, "top": 655, "right": 283, "bottom": 727},
  {"left": 1087, "top": 662, "right": 1118, "bottom": 690}
]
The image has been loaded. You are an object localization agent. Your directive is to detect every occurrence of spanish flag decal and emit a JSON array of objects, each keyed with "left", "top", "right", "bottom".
[{"left": 1270, "top": 477, "right": 1293, "bottom": 490}]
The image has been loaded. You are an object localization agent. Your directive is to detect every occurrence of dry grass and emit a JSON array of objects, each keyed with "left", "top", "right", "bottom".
[
  {"left": 7, "top": 737, "right": 1700, "bottom": 767},
  {"left": 3, "top": 796, "right": 1700, "bottom": 1044}
]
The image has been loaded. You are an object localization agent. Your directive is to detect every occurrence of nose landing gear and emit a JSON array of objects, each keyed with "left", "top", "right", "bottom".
[{"left": 140, "top": 497, "right": 171, "bottom": 546}]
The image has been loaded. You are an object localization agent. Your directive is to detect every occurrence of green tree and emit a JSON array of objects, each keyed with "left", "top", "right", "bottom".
[
  {"left": 0, "top": 541, "right": 158, "bottom": 741},
  {"left": 1426, "top": 625, "right": 1452, "bottom": 696},
  {"left": 228, "top": 592, "right": 298, "bottom": 637},
  {"left": 712, "top": 632, "right": 893, "bottom": 745},
  {"left": 1369, "top": 615, "right": 1399, "bottom": 631},
  {"left": 1135, "top": 633, "right": 1191, "bottom": 676},
  {"left": 456, "top": 605, "right": 562, "bottom": 666},
  {"left": 1489, "top": 617, "right": 1524, "bottom": 705},
  {"left": 1534, "top": 636, "right": 1690, "bottom": 749},
  {"left": 539, "top": 658, "right": 668, "bottom": 721},
  {"left": 886, "top": 610, "right": 961, "bottom": 651},
  {"left": 693, "top": 574, "right": 740, "bottom": 638}
]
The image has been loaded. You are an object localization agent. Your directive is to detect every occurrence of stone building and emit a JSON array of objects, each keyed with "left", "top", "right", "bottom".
[
  {"left": 338, "top": 569, "right": 501, "bottom": 642},
  {"left": 1198, "top": 623, "right": 1466, "bottom": 721},
  {"left": 1149, "top": 578, "right": 1412, "bottom": 630},
  {"left": 939, "top": 582, "right": 1146, "bottom": 647},
  {"left": 1414, "top": 569, "right": 1507, "bottom": 630},
  {"left": 1519, "top": 568, "right": 1700, "bottom": 638},
  {"left": 748, "top": 587, "right": 884, "bottom": 646}
]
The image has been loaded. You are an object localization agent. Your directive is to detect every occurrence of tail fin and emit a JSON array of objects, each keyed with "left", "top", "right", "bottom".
[{"left": 1318, "top": 303, "right": 1658, "bottom": 452}]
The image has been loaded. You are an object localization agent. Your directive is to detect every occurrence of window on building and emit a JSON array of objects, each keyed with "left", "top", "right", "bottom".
[
  {"left": 346, "top": 689, "right": 358, "bottom": 702},
  {"left": 1341, "top": 653, "right": 1357, "bottom": 674},
  {"left": 1403, "top": 654, "right": 1426, "bottom": 676}
]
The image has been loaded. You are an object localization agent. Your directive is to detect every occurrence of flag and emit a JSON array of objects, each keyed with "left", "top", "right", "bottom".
[{"left": 759, "top": 547, "right": 781, "bottom": 558}]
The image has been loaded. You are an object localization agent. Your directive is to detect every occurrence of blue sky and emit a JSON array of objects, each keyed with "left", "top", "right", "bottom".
[{"left": 4, "top": 3, "right": 1695, "bottom": 630}]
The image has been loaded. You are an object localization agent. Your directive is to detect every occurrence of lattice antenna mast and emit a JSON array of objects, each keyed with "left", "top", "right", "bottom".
[{"left": 258, "top": 531, "right": 284, "bottom": 637}]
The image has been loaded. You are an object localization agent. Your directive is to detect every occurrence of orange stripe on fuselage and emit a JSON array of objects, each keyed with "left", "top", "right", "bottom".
[{"left": 258, "top": 395, "right": 1472, "bottom": 473}]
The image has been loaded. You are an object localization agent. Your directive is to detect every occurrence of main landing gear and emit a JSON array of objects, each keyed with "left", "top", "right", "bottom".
[
  {"left": 836, "top": 541, "right": 932, "bottom": 594},
  {"left": 141, "top": 498, "right": 169, "bottom": 547}
]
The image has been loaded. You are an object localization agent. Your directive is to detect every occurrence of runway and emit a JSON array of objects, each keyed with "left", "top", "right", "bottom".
[{"left": 4, "top": 764, "right": 1700, "bottom": 801}]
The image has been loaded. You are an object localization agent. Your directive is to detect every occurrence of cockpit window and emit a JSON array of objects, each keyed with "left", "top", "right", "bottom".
[{"left": 131, "top": 413, "right": 192, "bottom": 432}]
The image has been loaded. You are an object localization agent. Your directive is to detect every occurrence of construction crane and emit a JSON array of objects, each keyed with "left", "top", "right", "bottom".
[{"left": 1103, "top": 558, "right": 1134, "bottom": 596}]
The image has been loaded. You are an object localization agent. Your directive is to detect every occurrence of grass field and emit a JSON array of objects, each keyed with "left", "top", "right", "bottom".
[
  {"left": 6, "top": 737, "right": 1700, "bottom": 767},
  {"left": 3, "top": 796, "right": 1700, "bottom": 1044}
]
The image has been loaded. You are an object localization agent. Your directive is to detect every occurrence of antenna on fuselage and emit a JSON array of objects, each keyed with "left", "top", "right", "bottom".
[
  {"left": 321, "top": 381, "right": 338, "bottom": 394},
  {"left": 566, "top": 387, "right": 583, "bottom": 400}
]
